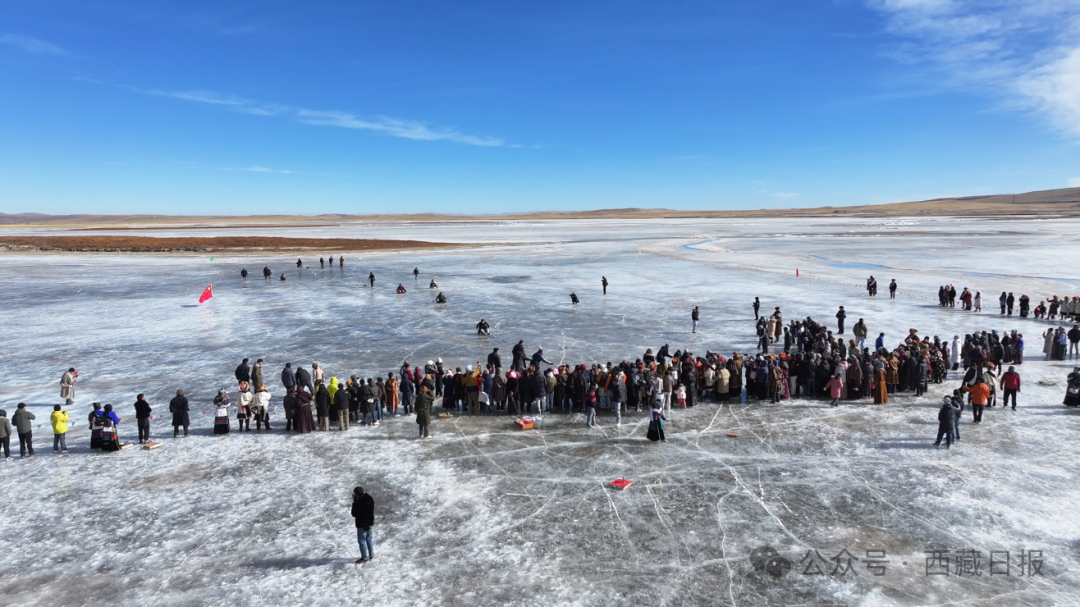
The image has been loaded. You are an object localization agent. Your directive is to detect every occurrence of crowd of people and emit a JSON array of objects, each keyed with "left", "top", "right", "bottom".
[{"left": 6, "top": 273, "right": 1080, "bottom": 459}]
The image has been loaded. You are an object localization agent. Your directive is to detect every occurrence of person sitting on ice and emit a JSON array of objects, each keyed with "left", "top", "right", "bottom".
[
  {"left": 396, "top": 284, "right": 407, "bottom": 294},
  {"left": 280, "top": 273, "right": 286, "bottom": 281},
  {"left": 435, "top": 292, "right": 447, "bottom": 304},
  {"left": 429, "top": 280, "right": 438, "bottom": 289},
  {"left": 570, "top": 292, "right": 580, "bottom": 304},
  {"left": 476, "top": 319, "right": 490, "bottom": 335}
]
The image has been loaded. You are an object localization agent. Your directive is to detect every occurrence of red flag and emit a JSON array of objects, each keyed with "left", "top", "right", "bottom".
[
  {"left": 796, "top": 268, "right": 800, "bottom": 277},
  {"left": 199, "top": 284, "right": 214, "bottom": 304}
]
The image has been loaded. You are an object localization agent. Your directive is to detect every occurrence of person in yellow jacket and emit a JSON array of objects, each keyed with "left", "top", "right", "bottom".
[
  {"left": 463, "top": 365, "right": 482, "bottom": 415},
  {"left": 328, "top": 377, "right": 340, "bottom": 402},
  {"left": 50, "top": 405, "right": 69, "bottom": 453}
]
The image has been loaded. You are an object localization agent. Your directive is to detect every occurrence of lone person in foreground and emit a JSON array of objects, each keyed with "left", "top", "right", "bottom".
[{"left": 352, "top": 486, "right": 375, "bottom": 564}]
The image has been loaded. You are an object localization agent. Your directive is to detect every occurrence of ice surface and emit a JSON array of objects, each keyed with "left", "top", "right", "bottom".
[{"left": 2, "top": 217, "right": 1080, "bottom": 606}]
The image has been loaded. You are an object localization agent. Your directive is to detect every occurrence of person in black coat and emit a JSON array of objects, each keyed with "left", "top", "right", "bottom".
[
  {"left": 315, "top": 383, "right": 331, "bottom": 431},
  {"left": 235, "top": 359, "right": 251, "bottom": 385},
  {"left": 400, "top": 375, "right": 416, "bottom": 415},
  {"left": 836, "top": 306, "right": 847, "bottom": 334},
  {"left": 333, "top": 383, "right": 350, "bottom": 430},
  {"left": 169, "top": 389, "right": 190, "bottom": 437},
  {"left": 295, "top": 366, "right": 314, "bottom": 395},
  {"left": 134, "top": 394, "right": 152, "bottom": 444},
  {"left": 487, "top": 348, "right": 502, "bottom": 371},
  {"left": 351, "top": 486, "right": 376, "bottom": 563},
  {"left": 934, "top": 397, "right": 958, "bottom": 447},
  {"left": 511, "top": 341, "right": 527, "bottom": 371}
]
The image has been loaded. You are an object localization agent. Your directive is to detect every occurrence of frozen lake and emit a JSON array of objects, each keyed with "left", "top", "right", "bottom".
[{"left": 2, "top": 217, "right": 1080, "bottom": 606}]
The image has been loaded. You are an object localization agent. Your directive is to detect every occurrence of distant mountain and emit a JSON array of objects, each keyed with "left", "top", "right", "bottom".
[{"left": 4, "top": 187, "right": 1080, "bottom": 226}]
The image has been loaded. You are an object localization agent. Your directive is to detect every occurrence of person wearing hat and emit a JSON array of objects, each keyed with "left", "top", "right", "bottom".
[
  {"left": 213, "top": 389, "right": 231, "bottom": 434},
  {"left": 12, "top": 403, "right": 36, "bottom": 457},
  {"left": 251, "top": 359, "right": 265, "bottom": 391},
  {"left": 464, "top": 364, "right": 482, "bottom": 415},
  {"left": 836, "top": 306, "right": 847, "bottom": 335}
]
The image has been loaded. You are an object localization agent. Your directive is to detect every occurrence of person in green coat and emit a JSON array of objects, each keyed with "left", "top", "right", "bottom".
[
  {"left": 0, "top": 410, "right": 11, "bottom": 459},
  {"left": 12, "top": 403, "right": 35, "bottom": 458},
  {"left": 415, "top": 385, "right": 433, "bottom": 439}
]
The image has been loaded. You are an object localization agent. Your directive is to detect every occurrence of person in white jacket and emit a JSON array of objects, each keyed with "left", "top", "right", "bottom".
[
  {"left": 252, "top": 384, "right": 272, "bottom": 431},
  {"left": 236, "top": 382, "right": 254, "bottom": 432},
  {"left": 951, "top": 336, "right": 961, "bottom": 371}
]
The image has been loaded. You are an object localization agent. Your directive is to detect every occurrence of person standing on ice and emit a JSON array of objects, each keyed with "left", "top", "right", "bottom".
[
  {"left": 570, "top": 292, "right": 580, "bottom": 304},
  {"left": 214, "top": 389, "right": 232, "bottom": 435},
  {"left": 753, "top": 297, "right": 761, "bottom": 319},
  {"left": 853, "top": 319, "right": 868, "bottom": 350},
  {"left": 169, "top": 389, "right": 190, "bottom": 438},
  {"left": 414, "top": 267, "right": 420, "bottom": 280},
  {"left": 252, "top": 359, "right": 265, "bottom": 390},
  {"left": 13, "top": 404, "right": 35, "bottom": 457},
  {"left": 241, "top": 268, "right": 248, "bottom": 278},
  {"left": 281, "top": 362, "right": 296, "bottom": 392},
  {"left": 134, "top": 394, "right": 152, "bottom": 444},
  {"left": 934, "top": 396, "right": 958, "bottom": 448},
  {"left": 352, "top": 487, "right": 376, "bottom": 564},
  {"left": 235, "top": 358, "right": 251, "bottom": 386},
  {"left": 252, "top": 384, "right": 272, "bottom": 430},
  {"left": 836, "top": 306, "right": 847, "bottom": 334},
  {"left": 511, "top": 341, "right": 527, "bottom": 371},
  {"left": 339, "top": 256, "right": 344, "bottom": 267},
  {"left": 415, "top": 384, "right": 432, "bottom": 438},
  {"left": 0, "top": 410, "right": 10, "bottom": 459},
  {"left": 825, "top": 373, "right": 843, "bottom": 407},
  {"left": 320, "top": 257, "right": 325, "bottom": 269},
  {"left": 296, "top": 258, "right": 303, "bottom": 269},
  {"left": 368, "top": 272, "right": 375, "bottom": 288},
  {"left": 692, "top": 306, "right": 700, "bottom": 333},
  {"left": 602, "top": 276, "right": 608, "bottom": 295},
  {"left": 60, "top": 368, "right": 77, "bottom": 407},
  {"left": 236, "top": 382, "right": 252, "bottom": 432},
  {"left": 889, "top": 279, "right": 897, "bottom": 299}
]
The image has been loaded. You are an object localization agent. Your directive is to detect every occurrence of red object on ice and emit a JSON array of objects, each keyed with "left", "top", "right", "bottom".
[
  {"left": 726, "top": 432, "right": 739, "bottom": 437},
  {"left": 514, "top": 419, "right": 535, "bottom": 430},
  {"left": 796, "top": 268, "right": 800, "bottom": 277},
  {"left": 610, "top": 478, "right": 633, "bottom": 490},
  {"left": 199, "top": 284, "right": 214, "bottom": 304}
]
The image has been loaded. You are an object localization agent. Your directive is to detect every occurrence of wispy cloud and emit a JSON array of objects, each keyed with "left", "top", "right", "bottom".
[
  {"left": 0, "top": 33, "right": 65, "bottom": 56},
  {"left": 1069, "top": 177, "right": 1080, "bottom": 187},
  {"left": 130, "top": 87, "right": 503, "bottom": 146},
  {"left": 216, "top": 165, "right": 293, "bottom": 174},
  {"left": 865, "top": 0, "right": 1080, "bottom": 139}
]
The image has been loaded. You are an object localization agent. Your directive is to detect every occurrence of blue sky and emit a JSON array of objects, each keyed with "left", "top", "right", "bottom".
[{"left": 2, "top": 0, "right": 1079, "bottom": 215}]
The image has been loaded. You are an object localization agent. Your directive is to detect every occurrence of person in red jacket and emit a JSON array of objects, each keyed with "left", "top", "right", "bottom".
[
  {"left": 999, "top": 366, "right": 1021, "bottom": 410},
  {"left": 963, "top": 381, "right": 990, "bottom": 423}
]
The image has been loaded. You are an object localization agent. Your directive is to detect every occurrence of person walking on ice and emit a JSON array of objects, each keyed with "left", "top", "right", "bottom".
[{"left": 352, "top": 487, "right": 375, "bottom": 564}]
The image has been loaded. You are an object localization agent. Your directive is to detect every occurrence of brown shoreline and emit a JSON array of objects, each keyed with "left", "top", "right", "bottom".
[{"left": 0, "top": 236, "right": 470, "bottom": 254}]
